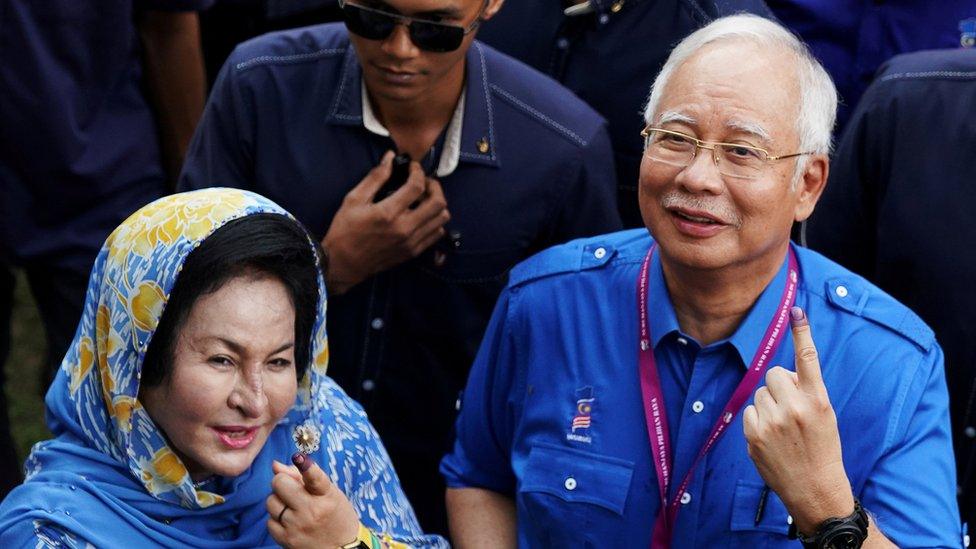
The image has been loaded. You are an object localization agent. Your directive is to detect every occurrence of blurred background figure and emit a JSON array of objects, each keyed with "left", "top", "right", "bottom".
[
  {"left": 476, "top": 0, "right": 774, "bottom": 227},
  {"left": 766, "top": 0, "right": 975, "bottom": 135},
  {"left": 806, "top": 47, "right": 976, "bottom": 533},
  {"left": 0, "top": 0, "right": 211, "bottom": 498},
  {"left": 198, "top": 0, "right": 343, "bottom": 86}
]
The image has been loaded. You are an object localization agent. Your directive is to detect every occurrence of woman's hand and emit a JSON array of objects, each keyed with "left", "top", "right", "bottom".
[{"left": 267, "top": 453, "right": 361, "bottom": 549}]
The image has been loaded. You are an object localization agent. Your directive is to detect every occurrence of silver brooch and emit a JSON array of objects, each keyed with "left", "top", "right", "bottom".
[{"left": 292, "top": 421, "right": 321, "bottom": 454}]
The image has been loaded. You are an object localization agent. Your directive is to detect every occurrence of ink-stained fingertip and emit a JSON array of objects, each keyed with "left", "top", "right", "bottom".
[
  {"left": 789, "top": 306, "right": 807, "bottom": 328},
  {"left": 291, "top": 451, "right": 312, "bottom": 473}
]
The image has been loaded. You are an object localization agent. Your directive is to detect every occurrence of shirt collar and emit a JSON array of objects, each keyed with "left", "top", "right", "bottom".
[
  {"left": 325, "top": 41, "right": 500, "bottom": 173},
  {"left": 647, "top": 246, "right": 791, "bottom": 369},
  {"left": 360, "top": 79, "right": 466, "bottom": 178}
]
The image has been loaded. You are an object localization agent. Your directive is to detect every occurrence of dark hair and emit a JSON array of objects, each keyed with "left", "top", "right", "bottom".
[{"left": 141, "top": 213, "right": 322, "bottom": 387}]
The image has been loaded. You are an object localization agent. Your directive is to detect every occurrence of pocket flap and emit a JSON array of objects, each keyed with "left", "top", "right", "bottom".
[{"left": 519, "top": 443, "right": 634, "bottom": 515}]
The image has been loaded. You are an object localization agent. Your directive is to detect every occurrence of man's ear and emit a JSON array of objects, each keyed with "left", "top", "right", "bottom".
[
  {"left": 794, "top": 154, "right": 829, "bottom": 223},
  {"left": 482, "top": 0, "right": 505, "bottom": 21}
]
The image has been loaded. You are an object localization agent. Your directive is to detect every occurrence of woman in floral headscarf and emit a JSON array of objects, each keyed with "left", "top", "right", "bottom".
[{"left": 0, "top": 189, "right": 447, "bottom": 548}]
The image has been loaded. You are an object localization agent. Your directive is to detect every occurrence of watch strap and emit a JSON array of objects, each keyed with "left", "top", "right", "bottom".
[
  {"left": 788, "top": 498, "right": 870, "bottom": 549},
  {"left": 339, "top": 523, "right": 381, "bottom": 549}
]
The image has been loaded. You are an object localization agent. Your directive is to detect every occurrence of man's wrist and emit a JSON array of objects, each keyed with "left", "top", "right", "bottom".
[
  {"left": 789, "top": 497, "right": 870, "bottom": 549},
  {"left": 790, "top": 488, "right": 857, "bottom": 536}
]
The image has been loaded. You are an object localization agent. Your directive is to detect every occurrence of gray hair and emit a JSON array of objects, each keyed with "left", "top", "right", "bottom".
[{"left": 643, "top": 14, "right": 837, "bottom": 184}]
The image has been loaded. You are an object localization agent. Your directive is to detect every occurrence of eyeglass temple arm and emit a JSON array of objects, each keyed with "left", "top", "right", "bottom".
[{"left": 767, "top": 151, "right": 815, "bottom": 161}]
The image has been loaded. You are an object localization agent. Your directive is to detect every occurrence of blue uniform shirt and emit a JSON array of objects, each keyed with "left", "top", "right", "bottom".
[
  {"left": 0, "top": 0, "right": 211, "bottom": 272},
  {"left": 442, "top": 229, "right": 960, "bottom": 547},
  {"left": 806, "top": 48, "right": 976, "bottom": 530},
  {"left": 767, "top": 0, "right": 975, "bottom": 134},
  {"left": 476, "top": 0, "right": 773, "bottom": 227},
  {"left": 179, "top": 22, "right": 621, "bottom": 529}
]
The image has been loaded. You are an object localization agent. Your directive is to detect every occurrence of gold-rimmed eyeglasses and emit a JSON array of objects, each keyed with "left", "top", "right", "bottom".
[{"left": 640, "top": 126, "right": 813, "bottom": 180}]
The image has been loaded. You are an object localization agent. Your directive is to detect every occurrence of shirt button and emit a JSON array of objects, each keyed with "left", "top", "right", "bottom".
[
  {"left": 692, "top": 401, "right": 704, "bottom": 413},
  {"left": 564, "top": 477, "right": 577, "bottom": 491},
  {"left": 556, "top": 37, "right": 570, "bottom": 50},
  {"left": 680, "top": 491, "right": 692, "bottom": 505},
  {"left": 835, "top": 285, "right": 849, "bottom": 298},
  {"left": 594, "top": 247, "right": 607, "bottom": 259},
  {"left": 362, "top": 379, "right": 375, "bottom": 392},
  {"left": 966, "top": 426, "right": 976, "bottom": 438},
  {"left": 676, "top": 337, "right": 688, "bottom": 346},
  {"left": 598, "top": 13, "right": 609, "bottom": 24},
  {"left": 370, "top": 318, "right": 384, "bottom": 330}
]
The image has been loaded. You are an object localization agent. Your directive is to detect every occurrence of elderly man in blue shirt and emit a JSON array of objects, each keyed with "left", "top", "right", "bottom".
[
  {"left": 179, "top": 0, "right": 621, "bottom": 534},
  {"left": 441, "top": 14, "right": 960, "bottom": 548}
]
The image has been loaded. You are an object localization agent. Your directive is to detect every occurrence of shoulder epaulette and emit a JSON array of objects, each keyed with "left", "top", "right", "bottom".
[
  {"left": 508, "top": 241, "right": 617, "bottom": 289},
  {"left": 821, "top": 276, "right": 934, "bottom": 352}
]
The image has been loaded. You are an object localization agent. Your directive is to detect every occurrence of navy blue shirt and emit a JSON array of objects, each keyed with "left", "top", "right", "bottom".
[
  {"left": 443, "top": 229, "right": 959, "bottom": 547},
  {"left": 0, "top": 0, "right": 211, "bottom": 272},
  {"left": 476, "top": 0, "right": 773, "bottom": 228},
  {"left": 179, "top": 22, "right": 621, "bottom": 507},
  {"left": 806, "top": 48, "right": 976, "bottom": 530},
  {"left": 767, "top": 0, "right": 975, "bottom": 134}
]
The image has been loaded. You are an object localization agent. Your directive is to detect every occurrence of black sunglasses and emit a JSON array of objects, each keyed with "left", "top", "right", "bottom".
[{"left": 339, "top": 0, "right": 488, "bottom": 53}]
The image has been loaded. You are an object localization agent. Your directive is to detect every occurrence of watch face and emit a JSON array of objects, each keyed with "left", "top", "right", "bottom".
[{"left": 825, "top": 529, "right": 865, "bottom": 549}]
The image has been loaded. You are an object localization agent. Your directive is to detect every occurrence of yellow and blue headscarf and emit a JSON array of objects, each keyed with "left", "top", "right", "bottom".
[{"left": 0, "top": 189, "right": 398, "bottom": 547}]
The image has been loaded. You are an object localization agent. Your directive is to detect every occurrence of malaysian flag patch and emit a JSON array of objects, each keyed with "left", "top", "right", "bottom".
[{"left": 566, "top": 387, "right": 595, "bottom": 444}]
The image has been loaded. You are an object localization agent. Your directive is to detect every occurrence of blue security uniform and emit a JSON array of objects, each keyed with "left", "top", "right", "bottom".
[
  {"left": 179, "top": 23, "right": 622, "bottom": 533},
  {"left": 476, "top": 0, "right": 774, "bottom": 227},
  {"left": 766, "top": 0, "right": 975, "bottom": 134},
  {"left": 0, "top": 0, "right": 211, "bottom": 497},
  {"left": 442, "top": 229, "right": 960, "bottom": 547},
  {"left": 806, "top": 48, "right": 976, "bottom": 533}
]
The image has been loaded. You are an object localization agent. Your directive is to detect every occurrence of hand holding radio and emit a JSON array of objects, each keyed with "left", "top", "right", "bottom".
[{"left": 322, "top": 151, "right": 450, "bottom": 294}]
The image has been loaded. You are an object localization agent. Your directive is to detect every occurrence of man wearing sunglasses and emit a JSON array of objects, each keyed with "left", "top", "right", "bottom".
[{"left": 179, "top": 0, "right": 621, "bottom": 535}]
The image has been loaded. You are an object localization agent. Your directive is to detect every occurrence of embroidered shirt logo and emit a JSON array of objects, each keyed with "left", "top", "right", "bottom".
[{"left": 567, "top": 387, "right": 595, "bottom": 444}]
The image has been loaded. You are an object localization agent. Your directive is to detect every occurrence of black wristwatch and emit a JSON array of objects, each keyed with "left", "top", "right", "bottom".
[{"left": 788, "top": 498, "right": 870, "bottom": 549}]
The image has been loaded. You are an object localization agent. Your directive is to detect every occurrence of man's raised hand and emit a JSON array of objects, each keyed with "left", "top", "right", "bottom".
[
  {"left": 742, "top": 306, "right": 855, "bottom": 535},
  {"left": 321, "top": 150, "right": 450, "bottom": 294}
]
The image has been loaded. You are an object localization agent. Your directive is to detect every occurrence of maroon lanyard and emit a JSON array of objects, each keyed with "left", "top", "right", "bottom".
[{"left": 638, "top": 245, "right": 799, "bottom": 548}]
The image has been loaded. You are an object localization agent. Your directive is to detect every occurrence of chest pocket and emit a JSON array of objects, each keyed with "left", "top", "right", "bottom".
[
  {"left": 729, "top": 480, "right": 791, "bottom": 546},
  {"left": 518, "top": 443, "right": 634, "bottom": 546}
]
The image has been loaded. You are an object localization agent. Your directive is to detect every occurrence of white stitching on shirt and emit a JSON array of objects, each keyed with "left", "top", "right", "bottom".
[
  {"left": 234, "top": 48, "right": 346, "bottom": 72},
  {"left": 475, "top": 43, "right": 497, "bottom": 161},
  {"left": 488, "top": 84, "right": 588, "bottom": 147},
  {"left": 329, "top": 50, "right": 359, "bottom": 121},
  {"left": 879, "top": 70, "right": 976, "bottom": 82}
]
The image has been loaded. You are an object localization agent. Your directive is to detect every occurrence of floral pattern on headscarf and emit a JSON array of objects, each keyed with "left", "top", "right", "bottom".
[{"left": 60, "top": 188, "right": 331, "bottom": 509}]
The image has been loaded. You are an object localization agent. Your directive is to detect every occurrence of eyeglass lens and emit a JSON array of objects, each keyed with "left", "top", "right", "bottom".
[
  {"left": 341, "top": 3, "right": 466, "bottom": 53},
  {"left": 645, "top": 130, "right": 767, "bottom": 179}
]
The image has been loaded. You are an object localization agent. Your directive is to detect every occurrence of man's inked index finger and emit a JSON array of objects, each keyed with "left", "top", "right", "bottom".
[{"left": 790, "top": 306, "right": 824, "bottom": 389}]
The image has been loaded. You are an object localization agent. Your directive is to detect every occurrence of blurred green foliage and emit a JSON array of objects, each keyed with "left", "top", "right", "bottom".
[{"left": 5, "top": 270, "right": 52, "bottom": 465}]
